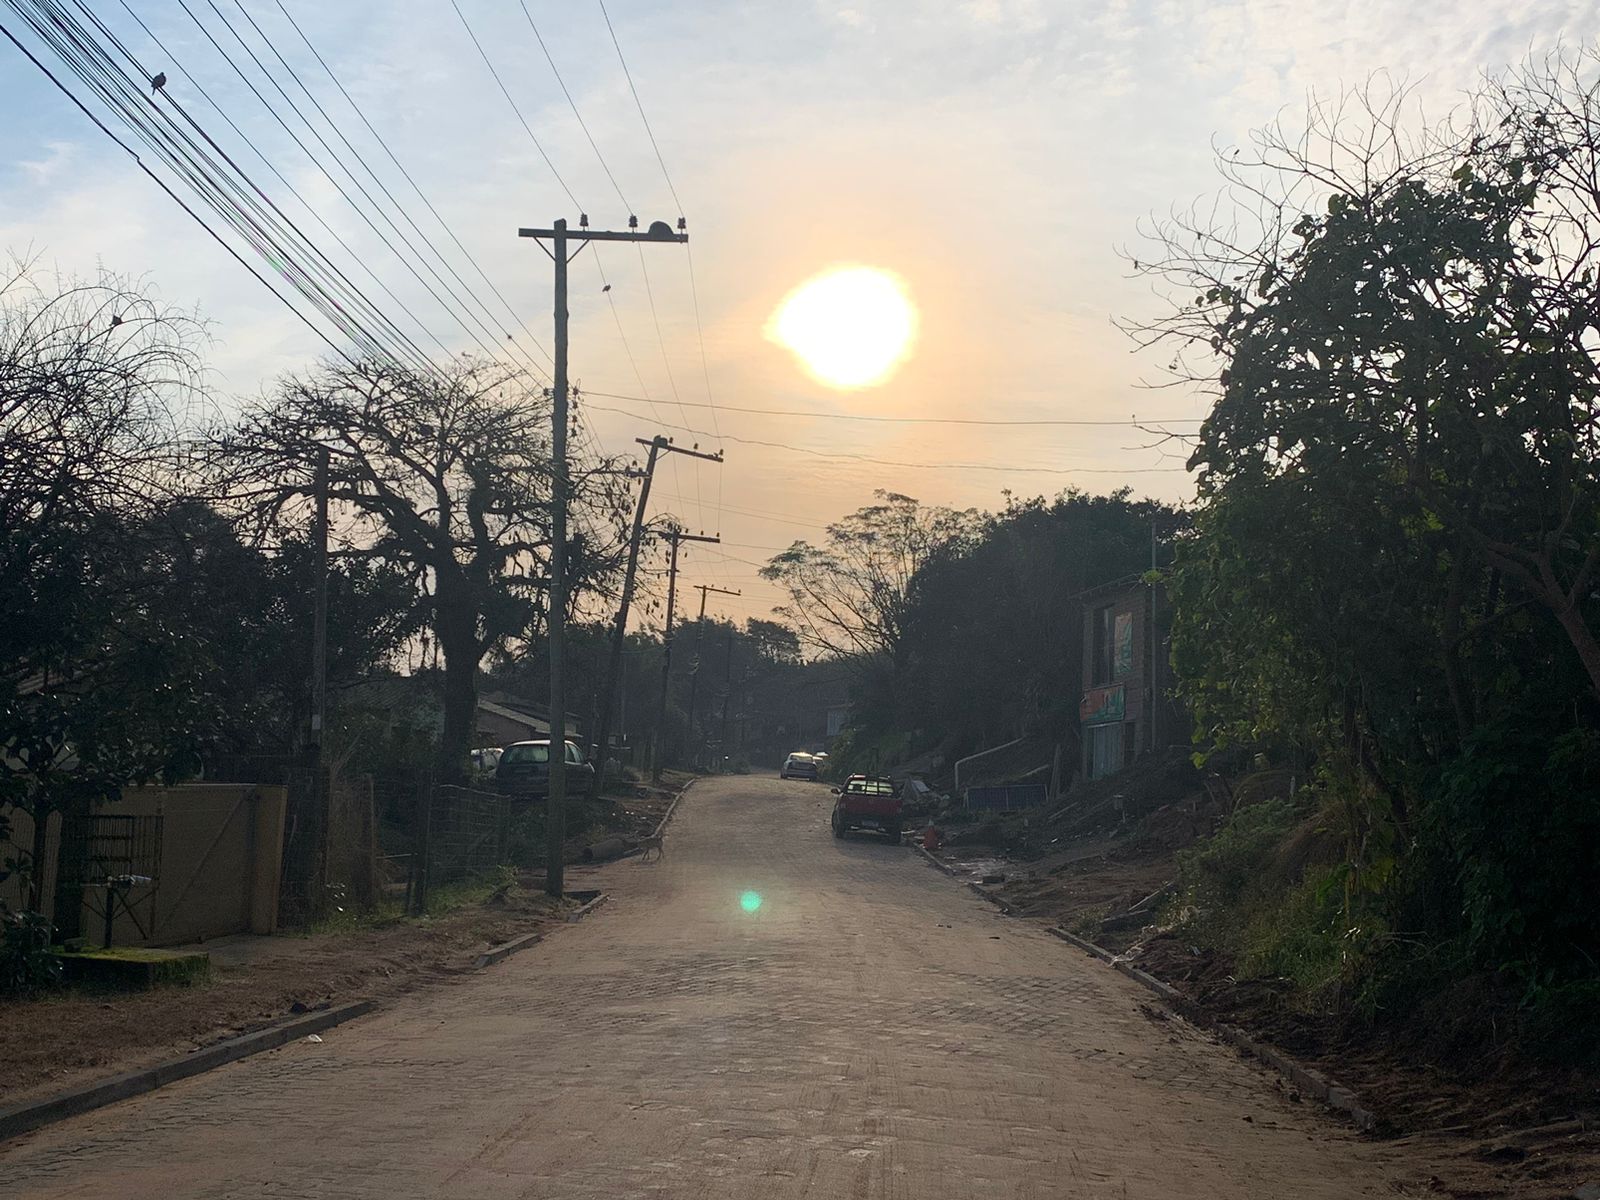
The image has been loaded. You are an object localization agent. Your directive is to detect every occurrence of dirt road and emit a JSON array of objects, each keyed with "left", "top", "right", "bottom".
[{"left": 1, "top": 776, "right": 1437, "bottom": 1198}]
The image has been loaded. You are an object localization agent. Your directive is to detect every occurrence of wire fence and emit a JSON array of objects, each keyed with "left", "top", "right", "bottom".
[{"left": 411, "top": 784, "right": 511, "bottom": 912}]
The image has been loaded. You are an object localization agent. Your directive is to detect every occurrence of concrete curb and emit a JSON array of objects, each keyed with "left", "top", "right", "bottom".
[
  {"left": 566, "top": 892, "right": 610, "bottom": 923},
  {"left": 0, "top": 999, "right": 376, "bottom": 1143},
  {"left": 1048, "top": 925, "right": 1378, "bottom": 1132},
  {"left": 651, "top": 776, "right": 697, "bottom": 839},
  {"left": 474, "top": 930, "right": 545, "bottom": 969},
  {"left": 474, "top": 887, "right": 611, "bottom": 968},
  {"left": 913, "top": 842, "right": 962, "bottom": 877}
]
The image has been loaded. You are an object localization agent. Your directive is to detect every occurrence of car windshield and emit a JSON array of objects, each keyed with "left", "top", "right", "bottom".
[{"left": 501, "top": 743, "right": 550, "bottom": 765}]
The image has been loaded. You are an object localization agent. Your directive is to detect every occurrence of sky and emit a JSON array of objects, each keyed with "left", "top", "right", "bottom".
[{"left": 3, "top": 0, "right": 1599, "bottom": 625}]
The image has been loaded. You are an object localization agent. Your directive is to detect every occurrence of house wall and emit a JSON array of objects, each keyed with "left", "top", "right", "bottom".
[
  {"left": 2, "top": 784, "right": 286, "bottom": 946},
  {"left": 1080, "top": 584, "right": 1153, "bottom": 779},
  {"left": 476, "top": 708, "right": 542, "bottom": 750}
]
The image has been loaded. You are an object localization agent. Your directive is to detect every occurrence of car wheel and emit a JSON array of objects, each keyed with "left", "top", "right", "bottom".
[{"left": 831, "top": 813, "right": 844, "bottom": 838}]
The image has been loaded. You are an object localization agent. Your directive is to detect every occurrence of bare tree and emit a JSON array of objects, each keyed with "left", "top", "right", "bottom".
[
  {"left": 215, "top": 358, "right": 629, "bottom": 777},
  {"left": 761, "top": 491, "right": 979, "bottom": 667}
]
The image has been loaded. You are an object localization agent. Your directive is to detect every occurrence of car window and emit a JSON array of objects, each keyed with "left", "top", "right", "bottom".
[
  {"left": 501, "top": 743, "right": 549, "bottom": 765},
  {"left": 567, "top": 742, "right": 585, "bottom": 764}
]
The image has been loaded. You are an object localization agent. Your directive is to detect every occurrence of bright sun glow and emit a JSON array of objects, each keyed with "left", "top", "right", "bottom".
[{"left": 767, "top": 266, "right": 917, "bottom": 389}]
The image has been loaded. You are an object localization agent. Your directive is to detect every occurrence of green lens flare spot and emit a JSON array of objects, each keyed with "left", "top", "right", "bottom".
[{"left": 739, "top": 891, "right": 763, "bottom": 913}]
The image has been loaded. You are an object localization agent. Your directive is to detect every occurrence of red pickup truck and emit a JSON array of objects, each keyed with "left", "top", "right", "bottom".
[{"left": 830, "top": 774, "right": 903, "bottom": 842}]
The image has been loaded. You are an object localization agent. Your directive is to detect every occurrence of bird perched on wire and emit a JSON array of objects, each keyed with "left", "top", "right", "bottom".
[
  {"left": 110, "top": 314, "right": 122, "bottom": 327},
  {"left": 150, "top": 72, "right": 166, "bottom": 95},
  {"left": 601, "top": 284, "right": 611, "bottom": 293}
]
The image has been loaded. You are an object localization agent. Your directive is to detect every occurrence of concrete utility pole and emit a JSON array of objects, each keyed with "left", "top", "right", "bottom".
[
  {"left": 651, "top": 526, "right": 719, "bottom": 781},
  {"left": 310, "top": 446, "right": 329, "bottom": 765},
  {"left": 588, "top": 435, "right": 722, "bottom": 799},
  {"left": 684, "top": 583, "right": 741, "bottom": 764},
  {"left": 519, "top": 215, "right": 687, "bottom": 897},
  {"left": 719, "top": 626, "right": 735, "bottom": 767}
]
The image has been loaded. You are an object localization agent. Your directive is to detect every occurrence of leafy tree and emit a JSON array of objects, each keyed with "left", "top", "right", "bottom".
[
  {"left": 1132, "top": 59, "right": 1600, "bottom": 1002},
  {"left": 898, "top": 490, "right": 1180, "bottom": 761},
  {"left": 217, "top": 360, "right": 631, "bottom": 778},
  {"left": 0, "top": 265, "right": 212, "bottom": 919}
]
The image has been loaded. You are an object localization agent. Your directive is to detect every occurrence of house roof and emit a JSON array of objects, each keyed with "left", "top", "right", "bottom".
[{"left": 477, "top": 699, "right": 549, "bottom": 734}]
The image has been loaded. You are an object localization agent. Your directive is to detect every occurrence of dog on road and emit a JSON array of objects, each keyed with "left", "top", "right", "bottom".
[{"left": 638, "top": 833, "right": 664, "bottom": 862}]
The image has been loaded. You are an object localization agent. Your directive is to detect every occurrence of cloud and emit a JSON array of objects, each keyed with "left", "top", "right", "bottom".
[{"left": 14, "top": 140, "right": 74, "bottom": 186}]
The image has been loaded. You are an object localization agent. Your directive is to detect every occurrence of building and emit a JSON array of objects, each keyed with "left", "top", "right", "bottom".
[{"left": 1078, "top": 574, "right": 1183, "bottom": 780}]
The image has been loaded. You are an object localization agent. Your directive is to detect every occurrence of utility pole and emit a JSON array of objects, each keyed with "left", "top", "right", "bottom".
[
  {"left": 310, "top": 447, "right": 330, "bottom": 909},
  {"left": 651, "top": 526, "right": 720, "bottom": 781},
  {"left": 588, "top": 435, "right": 722, "bottom": 799},
  {"left": 310, "top": 447, "right": 329, "bottom": 765},
  {"left": 685, "top": 583, "right": 741, "bottom": 765},
  {"left": 520, "top": 215, "right": 687, "bottom": 898},
  {"left": 718, "top": 625, "right": 735, "bottom": 770}
]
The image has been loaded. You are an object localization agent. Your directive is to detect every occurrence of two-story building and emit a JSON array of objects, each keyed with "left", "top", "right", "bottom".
[{"left": 1078, "top": 574, "right": 1182, "bottom": 780}]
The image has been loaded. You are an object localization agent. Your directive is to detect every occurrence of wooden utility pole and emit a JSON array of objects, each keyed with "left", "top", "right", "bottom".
[
  {"left": 588, "top": 435, "right": 722, "bottom": 799},
  {"left": 684, "top": 584, "right": 741, "bottom": 764},
  {"left": 519, "top": 216, "right": 687, "bottom": 898},
  {"left": 651, "top": 526, "right": 719, "bottom": 781}
]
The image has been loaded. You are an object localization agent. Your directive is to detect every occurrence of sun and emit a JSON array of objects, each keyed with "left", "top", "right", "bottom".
[{"left": 767, "top": 266, "right": 917, "bottom": 389}]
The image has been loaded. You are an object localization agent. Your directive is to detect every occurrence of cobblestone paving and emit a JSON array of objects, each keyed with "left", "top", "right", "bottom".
[{"left": 0, "top": 777, "right": 1442, "bottom": 1198}]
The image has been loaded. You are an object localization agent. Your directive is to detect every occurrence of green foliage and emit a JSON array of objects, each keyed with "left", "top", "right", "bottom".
[
  {"left": 1177, "top": 796, "right": 1304, "bottom": 913},
  {"left": 1425, "top": 723, "right": 1600, "bottom": 985},
  {"left": 0, "top": 905, "right": 60, "bottom": 995}
]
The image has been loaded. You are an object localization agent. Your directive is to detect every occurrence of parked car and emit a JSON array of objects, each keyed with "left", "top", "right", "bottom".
[
  {"left": 495, "top": 739, "right": 595, "bottom": 797},
  {"left": 780, "top": 752, "right": 819, "bottom": 781},
  {"left": 830, "top": 774, "right": 903, "bottom": 842}
]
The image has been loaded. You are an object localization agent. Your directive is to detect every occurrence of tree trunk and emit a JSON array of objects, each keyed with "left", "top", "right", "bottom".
[
  {"left": 27, "top": 801, "right": 51, "bottom": 914},
  {"left": 1550, "top": 588, "right": 1600, "bottom": 699},
  {"left": 435, "top": 575, "right": 480, "bottom": 784}
]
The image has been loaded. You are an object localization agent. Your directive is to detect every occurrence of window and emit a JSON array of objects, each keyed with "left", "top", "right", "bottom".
[
  {"left": 501, "top": 743, "right": 550, "bottom": 765},
  {"left": 1091, "top": 604, "right": 1116, "bottom": 685}
]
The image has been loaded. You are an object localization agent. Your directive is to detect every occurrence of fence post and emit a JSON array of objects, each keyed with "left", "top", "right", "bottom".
[
  {"left": 413, "top": 780, "right": 434, "bottom": 916},
  {"left": 495, "top": 793, "right": 511, "bottom": 866}
]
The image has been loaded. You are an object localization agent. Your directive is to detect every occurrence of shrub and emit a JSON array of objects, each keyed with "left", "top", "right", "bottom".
[{"left": 1, "top": 905, "right": 60, "bottom": 994}]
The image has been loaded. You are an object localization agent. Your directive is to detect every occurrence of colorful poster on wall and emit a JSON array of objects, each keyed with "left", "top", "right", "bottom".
[
  {"left": 1079, "top": 684, "right": 1126, "bottom": 726},
  {"left": 1113, "top": 611, "right": 1133, "bottom": 678}
]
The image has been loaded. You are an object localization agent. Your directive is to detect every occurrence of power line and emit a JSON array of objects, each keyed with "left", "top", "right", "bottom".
[
  {"left": 180, "top": 0, "right": 545, "bottom": 377},
  {"left": 450, "top": 0, "right": 579, "bottom": 210},
  {"left": 582, "top": 403, "right": 1186, "bottom": 475},
  {"left": 0, "top": 13, "right": 353, "bottom": 363},
  {"left": 270, "top": 0, "right": 555, "bottom": 368},
  {"left": 596, "top": 0, "right": 681, "bottom": 214},
  {"left": 592, "top": 0, "right": 722, "bottom": 536},
  {"left": 8, "top": 0, "right": 426, "bottom": 371},
  {"left": 585, "top": 389, "right": 1204, "bottom": 427},
  {"left": 110, "top": 0, "right": 457, "bottom": 371},
  {"left": 516, "top": 0, "right": 629, "bottom": 213}
]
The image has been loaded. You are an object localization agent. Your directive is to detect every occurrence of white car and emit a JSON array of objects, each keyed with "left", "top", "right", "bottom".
[{"left": 780, "top": 752, "right": 819, "bottom": 781}]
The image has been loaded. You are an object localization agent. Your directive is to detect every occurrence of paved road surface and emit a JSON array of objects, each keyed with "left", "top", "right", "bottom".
[{"left": 2, "top": 777, "right": 1432, "bottom": 1198}]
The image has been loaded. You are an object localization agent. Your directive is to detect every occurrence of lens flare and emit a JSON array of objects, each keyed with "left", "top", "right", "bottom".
[
  {"left": 767, "top": 266, "right": 917, "bottom": 389},
  {"left": 739, "top": 890, "right": 763, "bottom": 913}
]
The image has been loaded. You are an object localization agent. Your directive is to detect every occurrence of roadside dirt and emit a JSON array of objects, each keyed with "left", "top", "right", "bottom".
[
  {"left": 0, "top": 880, "right": 579, "bottom": 1106},
  {"left": 1, "top": 775, "right": 689, "bottom": 1109},
  {"left": 924, "top": 763, "right": 1600, "bottom": 1200}
]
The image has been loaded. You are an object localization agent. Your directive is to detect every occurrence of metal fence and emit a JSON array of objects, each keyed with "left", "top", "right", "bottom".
[
  {"left": 965, "top": 783, "right": 1048, "bottom": 812},
  {"left": 411, "top": 784, "right": 511, "bottom": 912}
]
